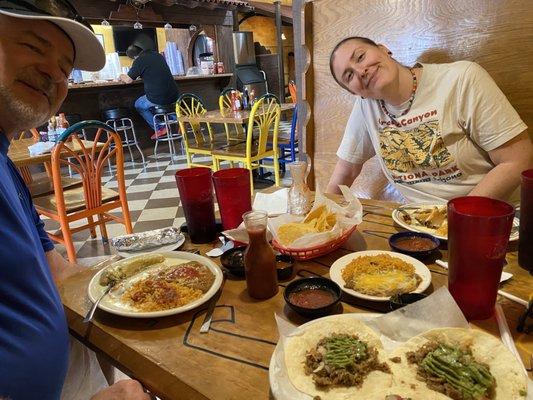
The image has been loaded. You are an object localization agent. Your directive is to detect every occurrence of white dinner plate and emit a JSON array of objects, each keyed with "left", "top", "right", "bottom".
[
  {"left": 329, "top": 250, "right": 432, "bottom": 302},
  {"left": 87, "top": 251, "right": 223, "bottom": 318},
  {"left": 269, "top": 313, "right": 381, "bottom": 400},
  {"left": 391, "top": 203, "right": 520, "bottom": 242},
  {"left": 114, "top": 234, "right": 186, "bottom": 258}
]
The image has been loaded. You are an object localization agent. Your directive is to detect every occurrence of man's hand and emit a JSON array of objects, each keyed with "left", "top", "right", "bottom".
[
  {"left": 118, "top": 74, "right": 133, "bottom": 84},
  {"left": 45, "top": 248, "right": 84, "bottom": 285},
  {"left": 90, "top": 379, "right": 150, "bottom": 400}
]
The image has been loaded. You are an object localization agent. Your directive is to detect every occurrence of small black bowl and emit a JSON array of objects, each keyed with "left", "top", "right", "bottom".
[
  {"left": 276, "top": 254, "right": 295, "bottom": 280},
  {"left": 284, "top": 277, "right": 341, "bottom": 318},
  {"left": 220, "top": 246, "right": 246, "bottom": 277},
  {"left": 389, "top": 231, "right": 440, "bottom": 259},
  {"left": 221, "top": 246, "right": 295, "bottom": 280},
  {"left": 389, "top": 292, "right": 428, "bottom": 311}
]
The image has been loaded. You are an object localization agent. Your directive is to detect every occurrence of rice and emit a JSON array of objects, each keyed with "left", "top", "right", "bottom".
[
  {"left": 122, "top": 278, "right": 203, "bottom": 312},
  {"left": 341, "top": 254, "right": 420, "bottom": 297}
]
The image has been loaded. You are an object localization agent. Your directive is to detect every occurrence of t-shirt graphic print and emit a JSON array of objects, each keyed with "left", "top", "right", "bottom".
[{"left": 379, "top": 119, "right": 461, "bottom": 186}]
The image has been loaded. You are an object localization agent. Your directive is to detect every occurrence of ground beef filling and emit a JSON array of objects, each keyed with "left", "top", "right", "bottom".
[
  {"left": 304, "top": 333, "right": 390, "bottom": 388},
  {"left": 406, "top": 341, "right": 495, "bottom": 400}
]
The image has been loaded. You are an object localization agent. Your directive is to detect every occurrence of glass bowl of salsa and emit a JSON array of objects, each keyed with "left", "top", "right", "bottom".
[
  {"left": 389, "top": 231, "right": 440, "bottom": 260},
  {"left": 284, "top": 277, "right": 341, "bottom": 318}
]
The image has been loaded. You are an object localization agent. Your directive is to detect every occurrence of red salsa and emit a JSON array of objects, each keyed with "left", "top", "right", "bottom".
[
  {"left": 394, "top": 236, "right": 437, "bottom": 251},
  {"left": 288, "top": 288, "right": 335, "bottom": 309}
]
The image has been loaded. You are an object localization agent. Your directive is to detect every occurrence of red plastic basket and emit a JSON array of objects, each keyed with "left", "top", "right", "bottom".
[{"left": 272, "top": 225, "right": 358, "bottom": 261}]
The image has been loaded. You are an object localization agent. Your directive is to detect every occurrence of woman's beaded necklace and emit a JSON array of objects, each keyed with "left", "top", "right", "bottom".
[{"left": 378, "top": 68, "right": 417, "bottom": 123}]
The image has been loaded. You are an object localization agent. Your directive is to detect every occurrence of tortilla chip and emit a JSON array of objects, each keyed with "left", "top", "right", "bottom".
[{"left": 277, "top": 223, "right": 318, "bottom": 246}]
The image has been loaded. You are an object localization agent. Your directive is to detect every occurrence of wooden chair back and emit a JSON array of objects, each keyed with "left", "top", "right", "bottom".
[
  {"left": 294, "top": 0, "right": 533, "bottom": 190},
  {"left": 176, "top": 93, "right": 214, "bottom": 147},
  {"left": 219, "top": 88, "right": 246, "bottom": 140},
  {"left": 51, "top": 121, "right": 126, "bottom": 213},
  {"left": 246, "top": 93, "right": 281, "bottom": 158}
]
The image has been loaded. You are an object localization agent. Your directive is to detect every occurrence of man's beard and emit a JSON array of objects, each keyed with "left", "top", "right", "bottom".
[{"left": 0, "top": 79, "right": 53, "bottom": 135}]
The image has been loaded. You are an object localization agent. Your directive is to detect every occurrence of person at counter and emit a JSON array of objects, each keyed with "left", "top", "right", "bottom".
[
  {"left": 0, "top": 1, "right": 150, "bottom": 399},
  {"left": 326, "top": 36, "right": 533, "bottom": 204},
  {"left": 118, "top": 44, "right": 179, "bottom": 138}
]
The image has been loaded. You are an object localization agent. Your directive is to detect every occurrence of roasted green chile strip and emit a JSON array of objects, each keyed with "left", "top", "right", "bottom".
[{"left": 421, "top": 345, "right": 495, "bottom": 399}]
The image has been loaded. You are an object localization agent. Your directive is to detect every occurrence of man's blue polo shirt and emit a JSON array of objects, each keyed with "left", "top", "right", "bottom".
[{"left": 0, "top": 134, "right": 69, "bottom": 399}]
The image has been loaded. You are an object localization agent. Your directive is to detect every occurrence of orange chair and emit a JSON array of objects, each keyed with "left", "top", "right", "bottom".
[
  {"left": 288, "top": 80, "right": 297, "bottom": 104},
  {"left": 34, "top": 121, "right": 133, "bottom": 263}
]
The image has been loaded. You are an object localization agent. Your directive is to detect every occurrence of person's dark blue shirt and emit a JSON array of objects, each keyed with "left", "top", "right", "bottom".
[{"left": 0, "top": 133, "right": 69, "bottom": 399}]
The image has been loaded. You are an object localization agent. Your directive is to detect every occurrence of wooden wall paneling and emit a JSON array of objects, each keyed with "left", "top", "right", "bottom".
[
  {"left": 301, "top": 0, "right": 533, "bottom": 192},
  {"left": 215, "top": 25, "right": 236, "bottom": 75},
  {"left": 294, "top": 0, "right": 316, "bottom": 189}
]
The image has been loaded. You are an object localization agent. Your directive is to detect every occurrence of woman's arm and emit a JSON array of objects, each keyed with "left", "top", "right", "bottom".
[
  {"left": 469, "top": 131, "right": 533, "bottom": 200},
  {"left": 326, "top": 158, "right": 364, "bottom": 194}
]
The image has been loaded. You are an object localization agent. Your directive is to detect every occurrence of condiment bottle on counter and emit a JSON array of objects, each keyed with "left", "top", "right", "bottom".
[
  {"left": 249, "top": 89, "right": 256, "bottom": 107},
  {"left": 230, "top": 90, "right": 239, "bottom": 112},
  {"left": 243, "top": 210, "right": 278, "bottom": 299}
]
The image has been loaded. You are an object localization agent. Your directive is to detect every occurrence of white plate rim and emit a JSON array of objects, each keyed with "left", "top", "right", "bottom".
[
  {"left": 87, "top": 251, "right": 223, "bottom": 318},
  {"left": 269, "top": 313, "right": 381, "bottom": 400},
  {"left": 114, "top": 234, "right": 186, "bottom": 258},
  {"left": 391, "top": 203, "right": 520, "bottom": 242},
  {"left": 329, "top": 250, "right": 432, "bottom": 302}
]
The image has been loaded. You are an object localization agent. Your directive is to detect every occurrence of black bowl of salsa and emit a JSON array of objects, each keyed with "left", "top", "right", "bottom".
[
  {"left": 389, "top": 231, "right": 440, "bottom": 260},
  {"left": 284, "top": 277, "right": 341, "bottom": 318}
]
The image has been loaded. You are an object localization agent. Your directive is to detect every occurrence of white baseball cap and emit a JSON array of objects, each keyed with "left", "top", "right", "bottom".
[{"left": 0, "top": 0, "right": 105, "bottom": 71}]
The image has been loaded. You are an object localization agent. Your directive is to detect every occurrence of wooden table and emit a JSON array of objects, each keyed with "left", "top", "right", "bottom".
[
  {"left": 59, "top": 198, "right": 533, "bottom": 400},
  {"left": 8, "top": 138, "right": 104, "bottom": 168},
  {"left": 176, "top": 103, "right": 295, "bottom": 125}
]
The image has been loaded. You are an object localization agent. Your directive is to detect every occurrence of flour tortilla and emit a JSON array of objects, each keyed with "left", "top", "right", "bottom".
[
  {"left": 284, "top": 317, "right": 393, "bottom": 400},
  {"left": 390, "top": 327, "right": 528, "bottom": 400}
]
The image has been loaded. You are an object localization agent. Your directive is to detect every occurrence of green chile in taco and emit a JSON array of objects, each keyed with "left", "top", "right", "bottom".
[
  {"left": 284, "top": 318, "right": 393, "bottom": 400},
  {"left": 390, "top": 328, "right": 527, "bottom": 400}
]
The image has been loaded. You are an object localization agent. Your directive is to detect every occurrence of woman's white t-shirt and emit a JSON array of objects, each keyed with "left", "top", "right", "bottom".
[{"left": 337, "top": 61, "right": 527, "bottom": 204}]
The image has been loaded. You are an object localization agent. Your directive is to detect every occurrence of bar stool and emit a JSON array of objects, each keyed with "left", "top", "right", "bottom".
[
  {"left": 103, "top": 108, "right": 146, "bottom": 165},
  {"left": 151, "top": 103, "right": 182, "bottom": 162}
]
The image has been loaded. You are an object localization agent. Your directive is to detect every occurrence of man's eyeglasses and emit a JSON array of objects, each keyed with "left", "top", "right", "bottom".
[{"left": 0, "top": 0, "right": 90, "bottom": 29}]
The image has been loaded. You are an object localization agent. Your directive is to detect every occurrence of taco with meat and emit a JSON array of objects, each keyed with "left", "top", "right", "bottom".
[
  {"left": 389, "top": 328, "right": 528, "bottom": 400},
  {"left": 284, "top": 317, "right": 393, "bottom": 400}
]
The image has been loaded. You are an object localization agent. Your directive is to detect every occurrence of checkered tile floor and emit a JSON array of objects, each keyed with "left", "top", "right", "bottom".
[{"left": 44, "top": 120, "right": 294, "bottom": 266}]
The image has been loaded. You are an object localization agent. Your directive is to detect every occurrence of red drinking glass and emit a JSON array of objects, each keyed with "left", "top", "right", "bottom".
[
  {"left": 447, "top": 196, "right": 515, "bottom": 320},
  {"left": 518, "top": 169, "right": 533, "bottom": 273},
  {"left": 212, "top": 168, "right": 252, "bottom": 230},
  {"left": 175, "top": 168, "right": 217, "bottom": 244}
]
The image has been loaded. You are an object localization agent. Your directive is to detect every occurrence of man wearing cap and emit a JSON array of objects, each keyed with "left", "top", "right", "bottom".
[{"left": 0, "top": 1, "right": 149, "bottom": 399}]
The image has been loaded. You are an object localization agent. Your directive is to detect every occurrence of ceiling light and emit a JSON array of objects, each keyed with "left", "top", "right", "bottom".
[
  {"left": 134, "top": 21, "right": 143, "bottom": 29},
  {"left": 101, "top": 19, "right": 110, "bottom": 26},
  {"left": 281, "top": 33, "right": 286, "bottom": 40},
  {"left": 164, "top": 22, "right": 172, "bottom": 29}
]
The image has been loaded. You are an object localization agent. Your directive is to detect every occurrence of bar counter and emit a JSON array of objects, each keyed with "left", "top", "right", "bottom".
[{"left": 60, "top": 73, "right": 233, "bottom": 148}]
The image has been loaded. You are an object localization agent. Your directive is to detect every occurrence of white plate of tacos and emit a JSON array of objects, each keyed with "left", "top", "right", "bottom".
[
  {"left": 269, "top": 314, "right": 528, "bottom": 400},
  {"left": 392, "top": 203, "right": 520, "bottom": 241}
]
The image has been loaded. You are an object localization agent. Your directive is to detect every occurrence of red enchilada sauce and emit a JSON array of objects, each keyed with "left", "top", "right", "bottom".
[
  {"left": 394, "top": 236, "right": 436, "bottom": 251},
  {"left": 289, "top": 288, "right": 335, "bottom": 309},
  {"left": 243, "top": 211, "right": 278, "bottom": 299}
]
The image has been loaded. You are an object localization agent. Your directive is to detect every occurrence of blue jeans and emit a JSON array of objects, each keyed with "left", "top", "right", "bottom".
[
  {"left": 134, "top": 95, "right": 158, "bottom": 130},
  {"left": 134, "top": 95, "right": 177, "bottom": 131}
]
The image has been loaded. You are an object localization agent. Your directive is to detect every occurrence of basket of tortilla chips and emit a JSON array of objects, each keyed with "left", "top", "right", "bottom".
[{"left": 269, "top": 187, "right": 362, "bottom": 260}]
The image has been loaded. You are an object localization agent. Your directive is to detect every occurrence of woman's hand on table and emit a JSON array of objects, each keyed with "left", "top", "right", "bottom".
[{"left": 90, "top": 379, "right": 151, "bottom": 400}]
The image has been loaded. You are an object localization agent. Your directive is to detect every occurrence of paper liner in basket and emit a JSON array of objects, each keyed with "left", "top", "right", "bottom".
[{"left": 268, "top": 186, "right": 362, "bottom": 249}]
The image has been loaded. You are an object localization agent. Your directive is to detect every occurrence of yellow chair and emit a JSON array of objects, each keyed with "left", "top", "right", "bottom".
[
  {"left": 34, "top": 121, "right": 133, "bottom": 263},
  {"left": 176, "top": 93, "right": 229, "bottom": 169},
  {"left": 219, "top": 88, "right": 245, "bottom": 141},
  {"left": 212, "top": 93, "right": 281, "bottom": 193}
]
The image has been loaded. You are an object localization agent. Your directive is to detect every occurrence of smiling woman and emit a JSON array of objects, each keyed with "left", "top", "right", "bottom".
[{"left": 325, "top": 35, "right": 533, "bottom": 206}]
